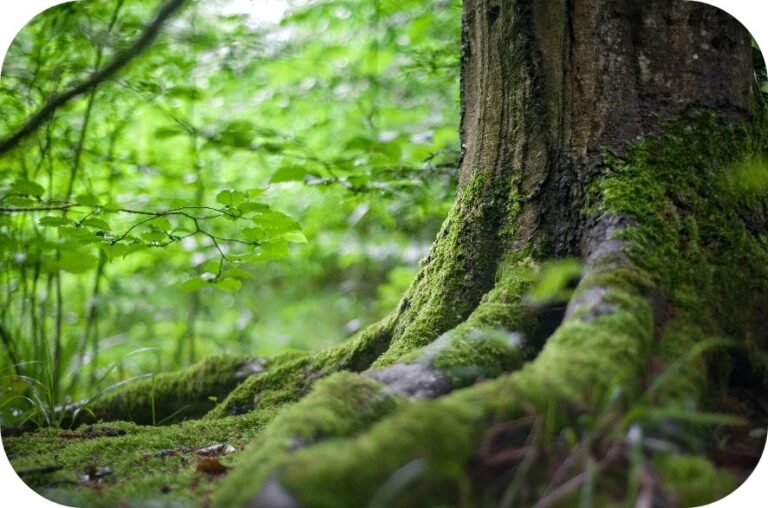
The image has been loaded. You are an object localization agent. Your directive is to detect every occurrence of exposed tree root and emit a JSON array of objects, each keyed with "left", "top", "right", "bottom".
[
  {"left": 213, "top": 214, "right": 659, "bottom": 507},
  {"left": 58, "top": 354, "right": 266, "bottom": 427},
  {"left": 205, "top": 314, "right": 396, "bottom": 418}
]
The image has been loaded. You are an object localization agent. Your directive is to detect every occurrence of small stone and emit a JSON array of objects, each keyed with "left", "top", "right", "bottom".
[{"left": 196, "top": 443, "right": 237, "bottom": 456}]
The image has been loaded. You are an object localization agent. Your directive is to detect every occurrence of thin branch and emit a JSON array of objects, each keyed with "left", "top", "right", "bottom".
[
  {"left": 0, "top": 204, "right": 235, "bottom": 217},
  {"left": 0, "top": 204, "right": 73, "bottom": 212},
  {"left": 0, "top": 0, "right": 188, "bottom": 156},
  {"left": 65, "top": 0, "right": 126, "bottom": 202}
]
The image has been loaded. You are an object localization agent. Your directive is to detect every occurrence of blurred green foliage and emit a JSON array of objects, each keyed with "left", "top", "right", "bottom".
[{"left": 0, "top": 0, "right": 461, "bottom": 425}]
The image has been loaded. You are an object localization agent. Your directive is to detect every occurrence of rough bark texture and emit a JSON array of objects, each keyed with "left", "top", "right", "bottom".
[
  {"left": 5, "top": 1, "right": 768, "bottom": 507},
  {"left": 459, "top": 0, "right": 753, "bottom": 258}
]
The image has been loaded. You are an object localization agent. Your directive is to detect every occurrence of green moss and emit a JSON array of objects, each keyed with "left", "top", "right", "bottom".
[
  {"left": 251, "top": 264, "right": 655, "bottom": 507},
  {"left": 375, "top": 170, "right": 516, "bottom": 365},
  {"left": 425, "top": 328, "right": 525, "bottom": 387},
  {"left": 654, "top": 454, "right": 738, "bottom": 507},
  {"left": 591, "top": 112, "right": 768, "bottom": 387},
  {"left": 213, "top": 372, "right": 401, "bottom": 507},
  {"left": 6, "top": 409, "right": 277, "bottom": 507},
  {"left": 649, "top": 317, "right": 711, "bottom": 404},
  {"left": 396, "top": 256, "right": 538, "bottom": 387},
  {"left": 206, "top": 316, "right": 394, "bottom": 418},
  {"left": 277, "top": 388, "right": 486, "bottom": 508},
  {"left": 79, "top": 354, "right": 264, "bottom": 426}
]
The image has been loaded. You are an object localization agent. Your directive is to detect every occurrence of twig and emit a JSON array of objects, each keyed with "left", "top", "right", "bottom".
[
  {"left": 532, "top": 443, "right": 623, "bottom": 508},
  {"left": 0, "top": 204, "right": 73, "bottom": 213}
]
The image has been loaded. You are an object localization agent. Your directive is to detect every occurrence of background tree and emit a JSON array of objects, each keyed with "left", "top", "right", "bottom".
[{"left": 4, "top": 0, "right": 768, "bottom": 507}]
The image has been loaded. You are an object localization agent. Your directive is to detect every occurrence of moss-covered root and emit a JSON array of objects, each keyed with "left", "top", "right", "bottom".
[
  {"left": 215, "top": 240, "right": 659, "bottom": 507},
  {"left": 374, "top": 170, "right": 514, "bottom": 366},
  {"left": 205, "top": 315, "right": 394, "bottom": 419},
  {"left": 365, "top": 254, "right": 573, "bottom": 399},
  {"left": 208, "top": 175, "right": 527, "bottom": 420},
  {"left": 67, "top": 354, "right": 266, "bottom": 426},
  {"left": 212, "top": 372, "right": 401, "bottom": 507},
  {"left": 368, "top": 256, "right": 541, "bottom": 396}
]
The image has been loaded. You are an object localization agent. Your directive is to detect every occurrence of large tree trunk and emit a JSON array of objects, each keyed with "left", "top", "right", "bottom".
[{"left": 7, "top": 1, "right": 768, "bottom": 507}]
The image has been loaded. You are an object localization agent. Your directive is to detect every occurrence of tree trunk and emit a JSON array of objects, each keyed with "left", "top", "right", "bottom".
[{"left": 8, "top": 1, "right": 768, "bottom": 507}]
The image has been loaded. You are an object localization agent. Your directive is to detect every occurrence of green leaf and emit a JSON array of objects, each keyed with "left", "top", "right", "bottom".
[
  {"left": 39, "top": 216, "right": 74, "bottom": 228},
  {"left": 201, "top": 259, "right": 221, "bottom": 274},
  {"left": 75, "top": 194, "right": 101, "bottom": 207},
  {"left": 223, "top": 268, "right": 253, "bottom": 279},
  {"left": 217, "top": 120, "right": 256, "bottom": 149},
  {"left": 215, "top": 277, "right": 242, "bottom": 294},
  {"left": 433, "top": 126, "right": 457, "bottom": 149},
  {"left": 151, "top": 217, "right": 173, "bottom": 231},
  {"left": 253, "top": 240, "right": 289, "bottom": 260},
  {"left": 59, "top": 250, "right": 98, "bottom": 273},
  {"left": 4, "top": 196, "right": 34, "bottom": 207},
  {"left": 242, "top": 227, "right": 267, "bottom": 242},
  {"left": 261, "top": 142, "right": 284, "bottom": 154},
  {"left": 216, "top": 190, "right": 247, "bottom": 207},
  {"left": 238, "top": 201, "right": 270, "bottom": 215},
  {"left": 11, "top": 178, "right": 45, "bottom": 197},
  {"left": 179, "top": 277, "right": 209, "bottom": 292},
  {"left": 282, "top": 230, "right": 308, "bottom": 243},
  {"left": 347, "top": 175, "right": 370, "bottom": 188},
  {"left": 82, "top": 218, "right": 111, "bottom": 230},
  {"left": 270, "top": 166, "right": 313, "bottom": 183},
  {"left": 154, "top": 126, "right": 185, "bottom": 139},
  {"left": 142, "top": 230, "right": 166, "bottom": 243},
  {"left": 344, "top": 135, "right": 373, "bottom": 152},
  {"left": 166, "top": 85, "right": 202, "bottom": 100},
  {"left": 100, "top": 243, "right": 128, "bottom": 260},
  {"left": 252, "top": 210, "right": 302, "bottom": 239},
  {"left": 60, "top": 227, "right": 101, "bottom": 243},
  {"left": 255, "top": 126, "right": 279, "bottom": 137},
  {"left": 125, "top": 243, "right": 148, "bottom": 256},
  {"left": 527, "top": 259, "right": 582, "bottom": 304}
]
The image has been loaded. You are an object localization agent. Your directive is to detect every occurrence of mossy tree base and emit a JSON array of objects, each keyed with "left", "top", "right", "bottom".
[
  {"left": 6, "top": 113, "right": 767, "bottom": 508},
  {"left": 5, "top": 0, "right": 768, "bottom": 506}
]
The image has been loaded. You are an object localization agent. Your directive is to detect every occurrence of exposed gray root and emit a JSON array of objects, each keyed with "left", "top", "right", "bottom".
[{"left": 365, "top": 363, "right": 452, "bottom": 399}]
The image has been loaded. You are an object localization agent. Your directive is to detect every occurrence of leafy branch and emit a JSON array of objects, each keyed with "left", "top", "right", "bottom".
[
  {"left": 1, "top": 195, "right": 306, "bottom": 283},
  {"left": 0, "top": 0, "right": 189, "bottom": 155}
]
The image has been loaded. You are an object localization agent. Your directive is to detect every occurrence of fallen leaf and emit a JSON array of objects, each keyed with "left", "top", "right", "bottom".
[{"left": 196, "top": 458, "right": 229, "bottom": 476}]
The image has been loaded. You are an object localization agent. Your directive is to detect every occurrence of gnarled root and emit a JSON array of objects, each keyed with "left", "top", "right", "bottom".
[{"left": 214, "top": 217, "right": 663, "bottom": 507}]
